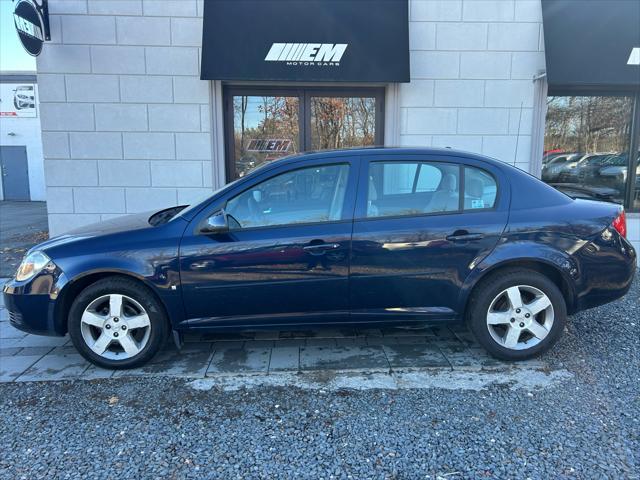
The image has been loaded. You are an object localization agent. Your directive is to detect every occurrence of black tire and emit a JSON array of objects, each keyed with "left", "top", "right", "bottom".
[
  {"left": 68, "top": 277, "right": 169, "bottom": 369},
  {"left": 466, "top": 269, "right": 567, "bottom": 361}
]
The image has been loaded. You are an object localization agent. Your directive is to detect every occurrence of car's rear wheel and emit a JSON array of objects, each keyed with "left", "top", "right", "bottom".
[
  {"left": 68, "top": 277, "right": 168, "bottom": 369},
  {"left": 467, "top": 269, "right": 567, "bottom": 360}
]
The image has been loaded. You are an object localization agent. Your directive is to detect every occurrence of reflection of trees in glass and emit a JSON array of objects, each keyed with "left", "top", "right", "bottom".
[
  {"left": 545, "top": 96, "right": 632, "bottom": 153},
  {"left": 311, "top": 97, "right": 376, "bottom": 150},
  {"left": 233, "top": 96, "right": 299, "bottom": 177},
  {"left": 231, "top": 95, "right": 377, "bottom": 178}
]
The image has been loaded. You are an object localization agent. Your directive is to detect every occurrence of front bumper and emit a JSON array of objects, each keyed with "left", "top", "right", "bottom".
[{"left": 3, "top": 270, "right": 68, "bottom": 336}]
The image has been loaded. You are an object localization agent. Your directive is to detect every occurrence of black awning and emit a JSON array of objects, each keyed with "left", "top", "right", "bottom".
[
  {"left": 541, "top": 0, "right": 640, "bottom": 90},
  {"left": 200, "top": 0, "right": 409, "bottom": 83}
]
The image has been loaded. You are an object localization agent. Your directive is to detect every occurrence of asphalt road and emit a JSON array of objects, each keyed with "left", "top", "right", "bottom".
[
  {"left": 0, "top": 201, "right": 48, "bottom": 277},
  {"left": 1, "top": 273, "right": 638, "bottom": 479}
]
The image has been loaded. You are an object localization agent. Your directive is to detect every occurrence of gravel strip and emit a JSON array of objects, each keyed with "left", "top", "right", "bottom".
[{"left": 1, "top": 274, "right": 637, "bottom": 479}]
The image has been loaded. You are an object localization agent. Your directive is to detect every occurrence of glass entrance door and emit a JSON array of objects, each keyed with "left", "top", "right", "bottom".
[
  {"left": 225, "top": 87, "right": 384, "bottom": 180},
  {"left": 309, "top": 96, "right": 378, "bottom": 150},
  {"left": 230, "top": 95, "right": 300, "bottom": 179}
]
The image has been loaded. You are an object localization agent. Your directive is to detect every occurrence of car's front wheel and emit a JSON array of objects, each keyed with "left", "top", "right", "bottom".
[
  {"left": 467, "top": 269, "right": 567, "bottom": 360},
  {"left": 68, "top": 277, "right": 168, "bottom": 369}
]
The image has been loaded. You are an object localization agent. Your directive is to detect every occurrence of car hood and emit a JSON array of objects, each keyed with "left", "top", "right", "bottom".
[{"left": 34, "top": 211, "right": 156, "bottom": 253}]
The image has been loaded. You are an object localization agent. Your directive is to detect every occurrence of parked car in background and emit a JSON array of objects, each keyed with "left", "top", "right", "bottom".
[
  {"left": 4, "top": 148, "right": 636, "bottom": 369},
  {"left": 557, "top": 153, "right": 607, "bottom": 183},
  {"left": 598, "top": 153, "right": 640, "bottom": 189},
  {"left": 575, "top": 153, "right": 616, "bottom": 181},
  {"left": 541, "top": 153, "right": 582, "bottom": 183}
]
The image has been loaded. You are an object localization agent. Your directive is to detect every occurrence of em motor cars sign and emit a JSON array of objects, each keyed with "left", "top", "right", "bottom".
[
  {"left": 13, "top": 0, "right": 49, "bottom": 56},
  {"left": 201, "top": 0, "right": 409, "bottom": 82}
]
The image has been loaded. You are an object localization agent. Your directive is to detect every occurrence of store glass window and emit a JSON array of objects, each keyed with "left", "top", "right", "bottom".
[
  {"left": 310, "top": 97, "right": 377, "bottom": 150},
  {"left": 543, "top": 96, "right": 634, "bottom": 206},
  {"left": 632, "top": 124, "right": 640, "bottom": 211}
]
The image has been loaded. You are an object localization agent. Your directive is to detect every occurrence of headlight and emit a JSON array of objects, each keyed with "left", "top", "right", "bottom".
[{"left": 15, "top": 251, "right": 53, "bottom": 282}]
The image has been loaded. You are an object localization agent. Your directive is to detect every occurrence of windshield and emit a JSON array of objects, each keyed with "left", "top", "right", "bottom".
[
  {"left": 168, "top": 177, "right": 244, "bottom": 221},
  {"left": 169, "top": 190, "right": 220, "bottom": 222}
]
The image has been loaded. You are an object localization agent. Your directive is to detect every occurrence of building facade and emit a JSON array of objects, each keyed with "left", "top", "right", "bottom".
[
  {"left": 34, "top": 0, "right": 639, "bottom": 255},
  {"left": 0, "top": 73, "right": 45, "bottom": 201}
]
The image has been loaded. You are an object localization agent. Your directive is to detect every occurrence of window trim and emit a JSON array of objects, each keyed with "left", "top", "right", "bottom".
[
  {"left": 220, "top": 161, "right": 356, "bottom": 232},
  {"left": 358, "top": 159, "right": 500, "bottom": 221},
  {"left": 626, "top": 94, "right": 640, "bottom": 211}
]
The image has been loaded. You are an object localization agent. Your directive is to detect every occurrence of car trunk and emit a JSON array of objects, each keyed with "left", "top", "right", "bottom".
[{"left": 565, "top": 198, "right": 622, "bottom": 238}]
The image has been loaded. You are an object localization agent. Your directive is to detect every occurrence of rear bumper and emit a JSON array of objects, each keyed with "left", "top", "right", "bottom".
[
  {"left": 2, "top": 270, "right": 68, "bottom": 337},
  {"left": 573, "top": 231, "right": 636, "bottom": 312}
]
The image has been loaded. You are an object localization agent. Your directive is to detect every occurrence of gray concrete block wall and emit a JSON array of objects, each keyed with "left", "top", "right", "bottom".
[
  {"left": 38, "top": 0, "right": 211, "bottom": 235},
  {"left": 40, "top": 0, "right": 545, "bottom": 235},
  {"left": 401, "top": 0, "right": 545, "bottom": 170}
]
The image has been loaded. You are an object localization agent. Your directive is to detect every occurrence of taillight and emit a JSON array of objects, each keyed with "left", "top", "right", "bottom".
[{"left": 611, "top": 209, "right": 627, "bottom": 238}]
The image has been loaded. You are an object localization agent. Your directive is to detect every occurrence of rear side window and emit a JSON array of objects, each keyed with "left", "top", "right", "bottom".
[
  {"left": 367, "top": 161, "right": 460, "bottom": 218},
  {"left": 464, "top": 166, "right": 497, "bottom": 210}
]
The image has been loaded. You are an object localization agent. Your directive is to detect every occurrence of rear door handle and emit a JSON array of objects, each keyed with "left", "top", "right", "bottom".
[
  {"left": 446, "top": 232, "right": 484, "bottom": 242},
  {"left": 303, "top": 243, "right": 341, "bottom": 254}
]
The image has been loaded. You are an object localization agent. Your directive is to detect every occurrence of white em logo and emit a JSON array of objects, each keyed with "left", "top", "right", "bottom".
[
  {"left": 13, "top": 13, "right": 44, "bottom": 41},
  {"left": 265, "top": 43, "right": 348, "bottom": 65}
]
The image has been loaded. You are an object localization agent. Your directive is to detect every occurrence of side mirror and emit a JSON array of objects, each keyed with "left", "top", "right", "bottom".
[{"left": 200, "top": 211, "right": 229, "bottom": 234}]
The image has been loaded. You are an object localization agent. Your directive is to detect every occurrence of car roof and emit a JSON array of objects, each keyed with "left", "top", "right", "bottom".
[{"left": 276, "top": 146, "right": 505, "bottom": 167}]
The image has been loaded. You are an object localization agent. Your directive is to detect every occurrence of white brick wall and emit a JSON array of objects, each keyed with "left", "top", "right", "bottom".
[
  {"left": 38, "top": 0, "right": 638, "bottom": 253},
  {"left": 401, "top": 0, "right": 543, "bottom": 164},
  {"left": 38, "top": 0, "right": 212, "bottom": 235}
]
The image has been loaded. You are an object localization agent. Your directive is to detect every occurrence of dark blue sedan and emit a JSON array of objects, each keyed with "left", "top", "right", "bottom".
[{"left": 3, "top": 148, "right": 636, "bottom": 369}]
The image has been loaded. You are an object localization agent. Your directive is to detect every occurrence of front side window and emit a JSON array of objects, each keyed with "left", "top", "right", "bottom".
[
  {"left": 226, "top": 164, "right": 350, "bottom": 229},
  {"left": 543, "top": 95, "right": 634, "bottom": 206},
  {"left": 366, "top": 162, "right": 460, "bottom": 218}
]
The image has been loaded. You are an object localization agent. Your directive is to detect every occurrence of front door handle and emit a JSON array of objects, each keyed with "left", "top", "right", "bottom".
[
  {"left": 190, "top": 260, "right": 215, "bottom": 269},
  {"left": 446, "top": 231, "right": 484, "bottom": 242},
  {"left": 303, "top": 243, "right": 341, "bottom": 254}
]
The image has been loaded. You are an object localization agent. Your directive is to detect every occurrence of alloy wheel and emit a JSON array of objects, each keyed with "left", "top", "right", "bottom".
[
  {"left": 486, "top": 285, "right": 554, "bottom": 350},
  {"left": 80, "top": 294, "right": 151, "bottom": 360}
]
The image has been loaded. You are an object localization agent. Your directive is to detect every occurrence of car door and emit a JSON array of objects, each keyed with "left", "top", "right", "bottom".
[
  {"left": 349, "top": 154, "right": 509, "bottom": 320},
  {"left": 179, "top": 157, "right": 358, "bottom": 327}
]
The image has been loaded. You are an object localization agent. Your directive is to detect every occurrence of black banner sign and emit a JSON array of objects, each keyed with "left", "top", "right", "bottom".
[
  {"left": 542, "top": 0, "right": 640, "bottom": 89},
  {"left": 201, "top": 0, "right": 409, "bottom": 82}
]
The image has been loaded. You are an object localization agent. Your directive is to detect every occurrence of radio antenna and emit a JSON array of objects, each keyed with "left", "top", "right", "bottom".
[{"left": 514, "top": 101, "right": 523, "bottom": 165}]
